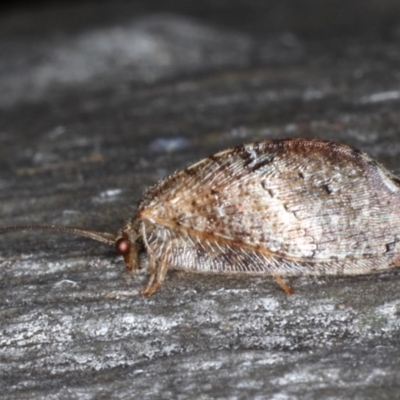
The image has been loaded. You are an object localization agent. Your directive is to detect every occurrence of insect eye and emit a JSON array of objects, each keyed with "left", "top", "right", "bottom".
[{"left": 115, "top": 238, "right": 130, "bottom": 256}]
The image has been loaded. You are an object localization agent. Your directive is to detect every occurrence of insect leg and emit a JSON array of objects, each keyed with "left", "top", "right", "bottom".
[
  {"left": 140, "top": 255, "right": 157, "bottom": 295},
  {"left": 141, "top": 259, "right": 169, "bottom": 297},
  {"left": 273, "top": 275, "right": 294, "bottom": 295}
]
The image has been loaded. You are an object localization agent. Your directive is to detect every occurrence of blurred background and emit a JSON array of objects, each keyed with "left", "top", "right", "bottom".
[{"left": 2, "top": 0, "right": 400, "bottom": 36}]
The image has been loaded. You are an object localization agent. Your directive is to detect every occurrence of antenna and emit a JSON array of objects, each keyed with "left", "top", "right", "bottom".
[{"left": 0, "top": 225, "right": 116, "bottom": 245}]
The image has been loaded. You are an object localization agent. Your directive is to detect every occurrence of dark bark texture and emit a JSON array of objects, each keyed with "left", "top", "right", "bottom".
[{"left": 1, "top": 1, "right": 400, "bottom": 398}]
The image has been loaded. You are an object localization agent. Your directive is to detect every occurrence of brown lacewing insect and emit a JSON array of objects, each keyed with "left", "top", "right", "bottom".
[{"left": 1, "top": 138, "right": 400, "bottom": 296}]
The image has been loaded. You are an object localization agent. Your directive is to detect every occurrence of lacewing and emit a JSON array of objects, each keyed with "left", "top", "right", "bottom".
[{"left": 2, "top": 138, "right": 400, "bottom": 296}]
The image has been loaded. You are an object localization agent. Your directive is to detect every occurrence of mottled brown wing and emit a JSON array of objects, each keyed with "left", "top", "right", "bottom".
[
  {"left": 139, "top": 139, "right": 400, "bottom": 265},
  {"left": 141, "top": 221, "right": 397, "bottom": 275}
]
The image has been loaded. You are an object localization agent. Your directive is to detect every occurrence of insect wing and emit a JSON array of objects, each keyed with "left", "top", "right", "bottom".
[{"left": 139, "top": 139, "right": 400, "bottom": 270}]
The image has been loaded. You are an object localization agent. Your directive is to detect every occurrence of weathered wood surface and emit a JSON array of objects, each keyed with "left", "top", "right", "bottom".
[{"left": 1, "top": 2, "right": 400, "bottom": 398}]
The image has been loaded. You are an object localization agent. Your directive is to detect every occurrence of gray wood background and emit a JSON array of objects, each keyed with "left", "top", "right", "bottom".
[{"left": 1, "top": 1, "right": 400, "bottom": 398}]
